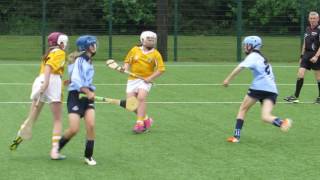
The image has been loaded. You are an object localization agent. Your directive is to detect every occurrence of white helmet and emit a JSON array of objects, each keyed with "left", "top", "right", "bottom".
[
  {"left": 57, "top": 34, "right": 68, "bottom": 50},
  {"left": 140, "top": 31, "right": 157, "bottom": 47}
]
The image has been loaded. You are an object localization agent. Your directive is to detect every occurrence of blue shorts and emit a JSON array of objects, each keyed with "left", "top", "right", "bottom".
[
  {"left": 247, "top": 89, "right": 278, "bottom": 104},
  {"left": 67, "top": 90, "right": 95, "bottom": 118}
]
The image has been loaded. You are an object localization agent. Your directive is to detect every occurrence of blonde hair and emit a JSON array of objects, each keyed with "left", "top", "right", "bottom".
[
  {"left": 68, "top": 51, "right": 84, "bottom": 64},
  {"left": 309, "top": 11, "right": 319, "bottom": 17}
]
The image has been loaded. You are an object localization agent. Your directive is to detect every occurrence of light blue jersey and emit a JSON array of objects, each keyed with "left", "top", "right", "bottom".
[
  {"left": 239, "top": 52, "right": 278, "bottom": 94},
  {"left": 68, "top": 55, "right": 96, "bottom": 92}
]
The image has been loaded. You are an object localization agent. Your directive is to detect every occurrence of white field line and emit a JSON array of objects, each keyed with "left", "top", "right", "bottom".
[
  {"left": 0, "top": 101, "right": 315, "bottom": 104},
  {"left": 0, "top": 82, "right": 317, "bottom": 86},
  {"left": 0, "top": 63, "right": 298, "bottom": 68}
]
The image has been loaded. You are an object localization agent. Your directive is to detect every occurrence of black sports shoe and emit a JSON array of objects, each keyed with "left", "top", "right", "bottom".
[
  {"left": 10, "top": 136, "right": 23, "bottom": 151},
  {"left": 284, "top": 95, "right": 299, "bottom": 103},
  {"left": 314, "top": 97, "right": 320, "bottom": 104}
]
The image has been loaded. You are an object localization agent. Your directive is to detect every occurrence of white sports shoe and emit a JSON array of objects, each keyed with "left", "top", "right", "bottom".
[
  {"left": 84, "top": 157, "right": 97, "bottom": 166},
  {"left": 50, "top": 148, "right": 66, "bottom": 160}
]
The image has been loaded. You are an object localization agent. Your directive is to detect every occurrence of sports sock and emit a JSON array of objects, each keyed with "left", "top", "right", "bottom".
[
  {"left": 58, "top": 136, "right": 70, "bottom": 151},
  {"left": 272, "top": 118, "right": 283, "bottom": 127},
  {"left": 294, "top": 78, "right": 304, "bottom": 98},
  {"left": 136, "top": 117, "right": 144, "bottom": 125},
  {"left": 84, "top": 140, "right": 95, "bottom": 158},
  {"left": 52, "top": 134, "right": 61, "bottom": 150},
  {"left": 317, "top": 81, "right": 320, "bottom": 97},
  {"left": 234, "top": 119, "right": 244, "bottom": 139}
]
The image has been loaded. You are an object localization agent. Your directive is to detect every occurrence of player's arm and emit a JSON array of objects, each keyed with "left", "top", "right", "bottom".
[
  {"left": 301, "top": 39, "right": 305, "bottom": 58},
  {"left": 122, "top": 48, "right": 134, "bottom": 72},
  {"left": 80, "top": 87, "right": 95, "bottom": 100},
  {"left": 223, "top": 65, "right": 244, "bottom": 87},
  {"left": 123, "top": 63, "right": 130, "bottom": 72},
  {"left": 312, "top": 36, "right": 320, "bottom": 62},
  {"left": 310, "top": 47, "right": 320, "bottom": 63},
  {"left": 144, "top": 70, "right": 164, "bottom": 83},
  {"left": 144, "top": 51, "right": 165, "bottom": 83},
  {"left": 70, "top": 59, "right": 94, "bottom": 100},
  {"left": 40, "top": 64, "right": 52, "bottom": 93}
]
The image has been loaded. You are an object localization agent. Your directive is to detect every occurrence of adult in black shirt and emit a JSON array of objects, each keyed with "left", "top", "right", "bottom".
[{"left": 284, "top": 11, "right": 320, "bottom": 103}]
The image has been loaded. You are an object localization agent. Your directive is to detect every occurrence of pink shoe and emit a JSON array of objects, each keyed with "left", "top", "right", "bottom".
[
  {"left": 133, "top": 123, "right": 146, "bottom": 134},
  {"left": 144, "top": 118, "right": 153, "bottom": 129}
]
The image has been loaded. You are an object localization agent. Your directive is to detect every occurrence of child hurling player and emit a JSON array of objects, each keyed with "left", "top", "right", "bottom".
[
  {"left": 122, "top": 31, "right": 165, "bottom": 133},
  {"left": 223, "top": 36, "right": 292, "bottom": 143},
  {"left": 10, "top": 32, "right": 68, "bottom": 160},
  {"left": 58, "top": 35, "right": 98, "bottom": 165}
]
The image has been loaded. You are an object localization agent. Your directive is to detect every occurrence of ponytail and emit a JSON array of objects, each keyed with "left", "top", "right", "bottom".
[{"left": 252, "top": 49, "right": 269, "bottom": 64}]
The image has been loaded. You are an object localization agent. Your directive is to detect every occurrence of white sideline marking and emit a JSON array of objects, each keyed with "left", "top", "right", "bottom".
[
  {"left": 0, "top": 82, "right": 317, "bottom": 86},
  {"left": 0, "top": 63, "right": 297, "bottom": 68},
  {"left": 0, "top": 101, "right": 315, "bottom": 104}
]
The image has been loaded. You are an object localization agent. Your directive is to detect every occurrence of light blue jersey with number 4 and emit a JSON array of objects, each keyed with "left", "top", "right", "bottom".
[{"left": 239, "top": 52, "right": 278, "bottom": 94}]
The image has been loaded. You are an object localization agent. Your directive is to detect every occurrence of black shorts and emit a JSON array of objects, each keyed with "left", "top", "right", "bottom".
[
  {"left": 247, "top": 89, "right": 278, "bottom": 104},
  {"left": 67, "top": 90, "right": 95, "bottom": 118},
  {"left": 300, "top": 51, "right": 320, "bottom": 70}
]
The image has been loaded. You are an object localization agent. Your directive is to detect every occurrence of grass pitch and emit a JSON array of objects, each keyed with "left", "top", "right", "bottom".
[{"left": 1, "top": 60, "right": 320, "bottom": 179}]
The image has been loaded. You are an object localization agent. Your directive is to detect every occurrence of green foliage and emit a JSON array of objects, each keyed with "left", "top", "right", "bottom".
[
  {"left": 0, "top": 0, "right": 320, "bottom": 35},
  {"left": 103, "top": 0, "right": 156, "bottom": 34},
  {"left": 176, "top": 0, "right": 235, "bottom": 35}
]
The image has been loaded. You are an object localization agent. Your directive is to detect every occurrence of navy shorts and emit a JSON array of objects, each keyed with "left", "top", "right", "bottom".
[
  {"left": 67, "top": 90, "right": 95, "bottom": 118},
  {"left": 247, "top": 89, "right": 278, "bottom": 104},
  {"left": 300, "top": 51, "right": 320, "bottom": 70}
]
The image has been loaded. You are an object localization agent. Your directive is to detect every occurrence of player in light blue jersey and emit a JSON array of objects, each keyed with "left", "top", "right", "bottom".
[
  {"left": 58, "top": 35, "right": 98, "bottom": 165},
  {"left": 223, "top": 36, "right": 292, "bottom": 143}
]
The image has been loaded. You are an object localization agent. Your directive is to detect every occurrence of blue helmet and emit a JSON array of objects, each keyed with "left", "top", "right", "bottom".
[
  {"left": 242, "top": 36, "right": 262, "bottom": 50},
  {"left": 76, "top": 35, "right": 97, "bottom": 51}
]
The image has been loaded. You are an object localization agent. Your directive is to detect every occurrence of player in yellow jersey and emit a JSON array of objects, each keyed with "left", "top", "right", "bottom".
[
  {"left": 10, "top": 32, "right": 68, "bottom": 160},
  {"left": 123, "top": 31, "right": 165, "bottom": 133}
]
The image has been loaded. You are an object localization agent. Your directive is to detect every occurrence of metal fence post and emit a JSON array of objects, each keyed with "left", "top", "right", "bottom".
[
  {"left": 156, "top": 0, "right": 168, "bottom": 62},
  {"left": 108, "top": 0, "right": 113, "bottom": 59},
  {"left": 236, "top": 0, "right": 242, "bottom": 62},
  {"left": 173, "top": 0, "right": 178, "bottom": 62},
  {"left": 41, "top": 0, "right": 47, "bottom": 55},
  {"left": 300, "top": 0, "right": 305, "bottom": 47}
]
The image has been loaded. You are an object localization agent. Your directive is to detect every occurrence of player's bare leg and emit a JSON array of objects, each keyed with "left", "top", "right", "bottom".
[
  {"left": 10, "top": 100, "right": 44, "bottom": 150},
  {"left": 57, "top": 113, "right": 81, "bottom": 156},
  {"left": 49, "top": 102, "right": 65, "bottom": 160},
  {"left": 84, "top": 109, "right": 96, "bottom": 165},
  {"left": 261, "top": 99, "right": 292, "bottom": 132},
  {"left": 132, "top": 89, "right": 151, "bottom": 133},
  {"left": 227, "top": 95, "right": 256, "bottom": 143}
]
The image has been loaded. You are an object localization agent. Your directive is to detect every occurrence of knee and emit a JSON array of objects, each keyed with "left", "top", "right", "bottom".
[
  {"left": 239, "top": 106, "right": 249, "bottom": 113},
  {"left": 297, "top": 71, "right": 305, "bottom": 78},
  {"left": 137, "top": 96, "right": 146, "bottom": 103},
  {"left": 68, "top": 127, "right": 79, "bottom": 136},
  {"left": 87, "top": 123, "right": 95, "bottom": 131}
]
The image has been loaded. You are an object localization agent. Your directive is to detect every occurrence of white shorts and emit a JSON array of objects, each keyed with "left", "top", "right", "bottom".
[
  {"left": 30, "top": 74, "right": 62, "bottom": 103},
  {"left": 126, "top": 79, "right": 152, "bottom": 93}
]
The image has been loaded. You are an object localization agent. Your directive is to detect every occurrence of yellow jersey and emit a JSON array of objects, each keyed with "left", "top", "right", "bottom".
[
  {"left": 124, "top": 46, "right": 165, "bottom": 80},
  {"left": 39, "top": 48, "right": 66, "bottom": 75}
]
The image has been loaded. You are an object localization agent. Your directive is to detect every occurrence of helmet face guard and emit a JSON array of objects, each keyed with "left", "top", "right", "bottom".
[{"left": 140, "top": 31, "right": 157, "bottom": 48}]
